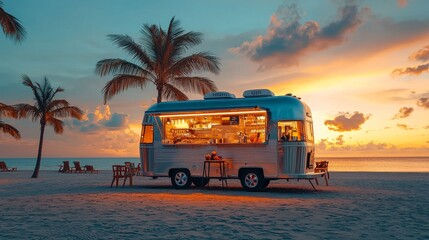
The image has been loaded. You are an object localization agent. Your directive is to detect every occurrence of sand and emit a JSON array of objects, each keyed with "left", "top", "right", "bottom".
[{"left": 0, "top": 171, "right": 428, "bottom": 240}]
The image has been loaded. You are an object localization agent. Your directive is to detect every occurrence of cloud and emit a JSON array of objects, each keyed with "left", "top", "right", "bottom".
[
  {"left": 409, "top": 45, "right": 429, "bottom": 62},
  {"left": 316, "top": 139, "right": 396, "bottom": 152},
  {"left": 391, "top": 63, "right": 429, "bottom": 76},
  {"left": 230, "top": 2, "right": 367, "bottom": 69},
  {"left": 397, "top": 0, "right": 408, "bottom": 8},
  {"left": 335, "top": 135, "right": 345, "bottom": 145},
  {"left": 397, "top": 123, "right": 413, "bottom": 130},
  {"left": 360, "top": 89, "right": 417, "bottom": 102},
  {"left": 393, "top": 107, "right": 414, "bottom": 119},
  {"left": 67, "top": 105, "right": 129, "bottom": 133},
  {"left": 417, "top": 97, "right": 429, "bottom": 108},
  {"left": 324, "top": 112, "right": 371, "bottom": 132},
  {"left": 392, "top": 45, "right": 429, "bottom": 76}
]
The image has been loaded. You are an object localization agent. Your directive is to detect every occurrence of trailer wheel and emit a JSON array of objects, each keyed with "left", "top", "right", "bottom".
[
  {"left": 191, "top": 177, "right": 210, "bottom": 187},
  {"left": 170, "top": 169, "right": 192, "bottom": 189},
  {"left": 240, "top": 169, "right": 264, "bottom": 191}
]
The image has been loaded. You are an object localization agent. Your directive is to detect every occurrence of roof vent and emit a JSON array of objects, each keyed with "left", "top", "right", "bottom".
[
  {"left": 243, "top": 89, "right": 275, "bottom": 98},
  {"left": 204, "top": 91, "right": 236, "bottom": 100}
]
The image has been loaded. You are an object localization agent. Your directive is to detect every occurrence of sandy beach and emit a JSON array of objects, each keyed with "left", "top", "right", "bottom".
[{"left": 0, "top": 171, "right": 427, "bottom": 240}]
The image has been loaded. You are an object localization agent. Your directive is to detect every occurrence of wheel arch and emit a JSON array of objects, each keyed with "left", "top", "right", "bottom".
[
  {"left": 168, "top": 168, "right": 191, "bottom": 178},
  {"left": 238, "top": 167, "right": 264, "bottom": 179}
]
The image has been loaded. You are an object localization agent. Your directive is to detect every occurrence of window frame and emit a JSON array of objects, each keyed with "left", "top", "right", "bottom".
[{"left": 140, "top": 124, "right": 154, "bottom": 144}]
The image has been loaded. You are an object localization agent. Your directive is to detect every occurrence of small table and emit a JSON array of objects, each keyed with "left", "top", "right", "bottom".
[{"left": 202, "top": 160, "right": 228, "bottom": 188}]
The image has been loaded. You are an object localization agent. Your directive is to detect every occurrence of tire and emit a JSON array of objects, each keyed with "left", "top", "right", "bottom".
[
  {"left": 240, "top": 169, "right": 265, "bottom": 191},
  {"left": 170, "top": 169, "right": 192, "bottom": 189},
  {"left": 262, "top": 179, "right": 270, "bottom": 189},
  {"left": 191, "top": 177, "right": 210, "bottom": 187}
]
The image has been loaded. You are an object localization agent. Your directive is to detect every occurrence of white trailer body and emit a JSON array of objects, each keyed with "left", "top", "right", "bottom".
[{"left": 140, "top": 89, "right": 323, "bottom": 191}]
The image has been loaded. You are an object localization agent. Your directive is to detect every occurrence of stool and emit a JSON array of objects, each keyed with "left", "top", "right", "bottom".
[{"left": 202, "top": 160, "right": 228, "bottom": 188}]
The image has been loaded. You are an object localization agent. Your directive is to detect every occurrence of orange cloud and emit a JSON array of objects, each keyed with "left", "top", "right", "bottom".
[
  {"left": 391, "top": 63, "right": 429, "bottom": 76},
  {"left": 393, "top": 107, "right": 414, "bottom": 119},
  {"left": 417, "top": 97, "right": 429, "bottom": 108},
  {"left": 409, "top": 45, "right": 429, "bottom": 62},
  {"left": 324, "top": 112, "right": 370, "bottom": 132},
  {"left": 392, "top": 44, "right": 429, "bottom": 76},
  {"left": 397, "top": 123, "right": 413, "bottom": 130},
  {"left": 67, "top": 105, "right": 129, "bottom": 133},
  {"left": 316, "top": 139, "right": 396, "bottom": 152}
]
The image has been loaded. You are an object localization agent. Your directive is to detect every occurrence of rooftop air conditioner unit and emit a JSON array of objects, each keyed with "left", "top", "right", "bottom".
[
  {"left": 243, "top": 89, "right": 275, "bottom": 98},
  {"left": 204, "top": 91, "right": 236, "bottom": 100}
]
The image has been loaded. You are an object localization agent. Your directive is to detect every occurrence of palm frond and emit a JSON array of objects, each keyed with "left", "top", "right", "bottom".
[
  {"left": 162, "top": 83, "right": 189, "bottom": 101},
  {"left": 15, "top": 103, "right": 41, "bottom": 122},
  {"left": 102, "top": 74, "right": 151, "bottom": 104},
  {"left": 171, "top": 77, "right": 218, "bottom": 95},
  {"left": 46, "top": 99, "right": 69, "bottom": 112},
  {"left": 170, "top": 52, "right": 221, "bottom": 76},
  {"left": 46, "top": 117, "right": 64, "bottom": 134},
  {"left": 0, "top": 5, "right": 26, "bottom": 43},
  {"left": 0, "top": 121, "right": 21, "bottom": 140},
  {"left": 0, "top": 102, "right": 18, "bottom": 118},
  {"left": 50, "top": 106, "right": 83, "bottom": 120},
  {"left": 107, "top": 34, "right": 154, "bottom": 71},
  {"left": 142, "top": 24, "right": 164, "bottom": 66},
  {"left": 95, "top": 58, "right": 153, "bottom": 78},
  {"left": 22, "top": 75, "right": 44, "bottom": 109}
]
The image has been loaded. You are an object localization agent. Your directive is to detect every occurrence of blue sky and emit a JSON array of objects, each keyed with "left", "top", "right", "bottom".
[{"left": 1, "top": 0, "right": 429, "bottom": 157}]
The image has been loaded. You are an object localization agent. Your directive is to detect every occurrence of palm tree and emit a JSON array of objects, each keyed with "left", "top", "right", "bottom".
[
  {"left": 96, "top": 17, "right": 220, "bottom": 104},
  {"left": 16, "top": 75, "right": 83, "bottom": 178},
  {"left": 0, "top": 1, "right": 26, "bottom": 42},
  {"left": 0, "top": 103, "right": 21, "bottom": 140}
]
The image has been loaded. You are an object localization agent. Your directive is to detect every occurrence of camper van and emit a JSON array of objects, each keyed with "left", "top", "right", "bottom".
[{"left": 140, "top": 89, "right": 324, "bottom": 191}]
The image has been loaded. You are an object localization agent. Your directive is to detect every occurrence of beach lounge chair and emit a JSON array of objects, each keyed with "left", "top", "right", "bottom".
[
  {"left": 84, "top": 165, "right": 99, "bottom": 173},
  {"left": 111, "top": 165, "right": 133, "bottom": 188},
  {"left": 58, "top": 161, "right": 71, "bottom": 173},
  {"left": 58, "top": 161, "right": 72, "bottom": 173},
  {"left": 0, "top": 161, "right": 17, "bottom": 172},
  {"left": 314, "top": 161, "right": 330, "bottom": 186},
  {"left": 71, "top": 161, "right": 85, "bottom": 173}
]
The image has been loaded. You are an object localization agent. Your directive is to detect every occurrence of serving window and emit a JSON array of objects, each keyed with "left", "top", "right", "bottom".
[
  {"left": 159, "top": 110, "right": 267, "bottom": 145},
  {"left": 278, "top": 120, "right": 313, "bottom": 142}
]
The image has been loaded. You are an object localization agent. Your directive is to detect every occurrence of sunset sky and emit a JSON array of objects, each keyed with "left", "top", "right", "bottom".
[{"left": 1, "top": 0, "right": 428, "bottom": 157}]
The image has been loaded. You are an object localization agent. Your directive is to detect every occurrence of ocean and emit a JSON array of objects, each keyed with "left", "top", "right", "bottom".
[{"left": 1, "top": 157, "right": 429, "bottom": 172}]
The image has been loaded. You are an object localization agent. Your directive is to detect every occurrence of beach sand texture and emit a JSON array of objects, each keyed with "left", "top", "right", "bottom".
[{"left": 1, "top": 171, "right": 428, "bottom": 240}]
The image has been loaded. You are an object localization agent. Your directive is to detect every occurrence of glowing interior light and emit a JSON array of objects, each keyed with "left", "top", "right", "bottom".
[{"left": 158, "top": 110, "right": 266, "bottom": 118}]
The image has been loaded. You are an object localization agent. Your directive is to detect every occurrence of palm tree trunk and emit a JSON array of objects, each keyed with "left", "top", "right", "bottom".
[
  {"left": 156, "top": 85, "right": 163, "bottom": 103},
  {"left": 31, "top": 123, "right": 46, "bottom": 178}
]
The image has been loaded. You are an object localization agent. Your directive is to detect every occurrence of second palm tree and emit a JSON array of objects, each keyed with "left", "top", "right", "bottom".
[
  {"left": 96, "top": 17, "right": 220, "bottom": 104},
  {"left": 16, "top": 76, "right": 83, "bottom": 178}
]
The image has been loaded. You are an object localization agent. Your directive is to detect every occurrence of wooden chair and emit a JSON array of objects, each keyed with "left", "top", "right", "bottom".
[
  {"left": 125, "top": 162, "right": 141, "bottom": 176},
  {"left": 0, "top": 161, "right": 17, "bottom": 172},
  {"left": 84, "top": 165, "right": 99, "bottom": 173},
  {"left": 111, "top": 165, "right": 133, "bottom": 188},
  {"left": 314, "top": 161, "right": 329, "bottom": 186},
  {"left": 71, "top": 161, "right": 85, "bottom": 173},
  {"left": 134, "top": 163, "right": 141, "bottom": 176},
  {"left": 58, "top": 161, "right": 71, "bottom": 173}
]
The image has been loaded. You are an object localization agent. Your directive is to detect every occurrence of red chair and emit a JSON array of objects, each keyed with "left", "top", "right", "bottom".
[
  {"left": 0, "top": 161, "right": 17, "bottom": 172},
  {"left": 314, "top": 161, "right": 329, "bottom": 186},
  {"left": 71, "top": 161, "right": 85, "bottom": 173},
  {"left": 111, "top": 165, "right": 133, "bottom": 188}
]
